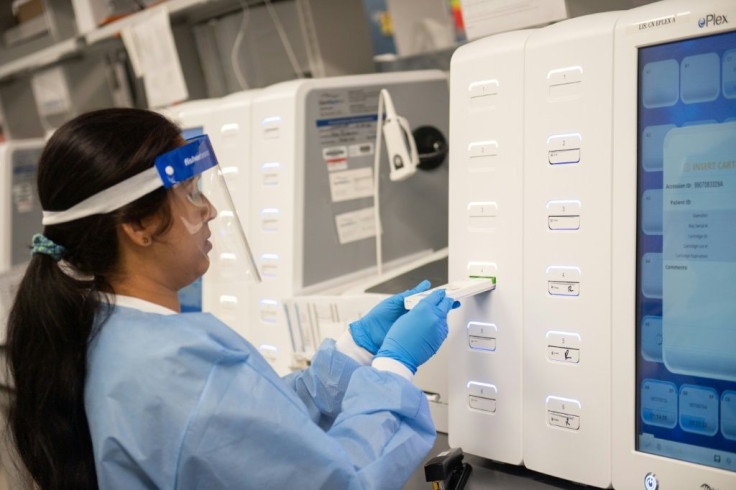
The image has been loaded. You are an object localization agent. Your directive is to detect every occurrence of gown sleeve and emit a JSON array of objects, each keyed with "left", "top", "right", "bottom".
[
  {"left": 281, "top": 339, "right": 361, "bottom": 429},
  {"left": 175, "top": 348, "right": 436, "bottom": 490}
]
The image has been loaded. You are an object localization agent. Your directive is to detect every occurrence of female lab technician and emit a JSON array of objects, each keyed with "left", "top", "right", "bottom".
[{"left": 6, "top": 108, "right": 457, "bottom": 490}]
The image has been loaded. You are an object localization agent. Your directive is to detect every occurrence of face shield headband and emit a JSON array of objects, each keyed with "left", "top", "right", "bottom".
[
  {"left": 43, "top": 136, "right": 217, "bottom": 225},
  {"left": 41, "top": 135, "right": 261, "bottom": 283}
]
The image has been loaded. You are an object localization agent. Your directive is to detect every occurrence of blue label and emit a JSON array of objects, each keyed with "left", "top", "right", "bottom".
[
  {"left": 315, "top": 114, "right": 379, "bottom": 128},
  {"left": 154, "top": 135, "right": 218, "bottom": 188}
]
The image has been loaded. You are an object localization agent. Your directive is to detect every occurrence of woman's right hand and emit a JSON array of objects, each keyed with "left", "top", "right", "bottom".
[{"left": 374, "top": 289, "right": 457, "bottom": 374}]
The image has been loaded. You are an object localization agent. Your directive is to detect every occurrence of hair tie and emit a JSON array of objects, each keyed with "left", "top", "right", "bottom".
[{"left": 31, "top": 233, "right": 66, "bottom": 262}]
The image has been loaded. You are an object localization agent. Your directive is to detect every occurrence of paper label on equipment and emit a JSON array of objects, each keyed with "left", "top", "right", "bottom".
[
  {"left": 329, "top": 167, "right": 373, "bottom": 203},
  {"left": 323, "top": 146, "right": 348, "bottom": 171},
  {"left": 335, "top": 207, "right": 377, "bottom": 244}
]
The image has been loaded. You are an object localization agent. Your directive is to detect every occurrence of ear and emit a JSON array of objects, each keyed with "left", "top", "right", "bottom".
[{"left": 119, "top": 219, "right": 156, "bottom": 247}]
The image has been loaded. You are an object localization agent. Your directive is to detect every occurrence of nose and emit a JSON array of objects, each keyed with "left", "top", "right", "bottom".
[{"left": 203, "top": 195, "right": 217, "bottom": 221}]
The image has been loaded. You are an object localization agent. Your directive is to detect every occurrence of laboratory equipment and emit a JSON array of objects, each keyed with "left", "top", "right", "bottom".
[
  {"left": 379, "top": 88, "right": 420, "bottom": 182},
  {"left": 247, "top": 71, "right": 449, "bottom": 376},
  {"left": 156, "top": 98, "right": 219, "bottom": 140},
  {"left": 612, "top": 1, "right": 736, "bottom": 488},
  {"left": 450, "top": 11, "right": 621, "bottom": 486},
  {"left": 199, "top": 90, "right": 261, "bottom": 335},
  {"left": 447, "top": 29, "right": 530, "bottom": 465},
  {"left": 450, "top": 0, "right": 736, "bottom": 488},
  {"left": 0, "top": 138, "right": 44, "bottom": 273},
  {"left": 522, "top": 11, "right": 620, "bottom": 488}
]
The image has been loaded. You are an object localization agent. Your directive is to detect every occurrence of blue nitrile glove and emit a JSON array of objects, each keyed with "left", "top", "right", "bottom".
[
  {"left": 375, "top": 288, "right": 457, "bottom": 374},
  {"left": 349, "top": 279, "right": 432, "bottom": 354}
]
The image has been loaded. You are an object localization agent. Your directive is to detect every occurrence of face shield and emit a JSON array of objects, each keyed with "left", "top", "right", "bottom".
[{"left": 41, "top": 135, "right": 261, "bottom": 284}]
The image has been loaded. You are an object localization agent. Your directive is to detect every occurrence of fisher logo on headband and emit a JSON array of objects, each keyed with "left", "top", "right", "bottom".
[{"left": 155, "top": 136, "right": 217, "bottom": 188}]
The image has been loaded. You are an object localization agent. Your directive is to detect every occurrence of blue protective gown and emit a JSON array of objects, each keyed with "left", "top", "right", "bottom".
[{"left": 84, "top": 304, "right": 435, "bottom": 489}]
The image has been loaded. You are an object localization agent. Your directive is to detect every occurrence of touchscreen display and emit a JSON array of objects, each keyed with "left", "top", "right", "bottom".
[{"left": 637, "top": 30, "right": 736, "bottom": 471}]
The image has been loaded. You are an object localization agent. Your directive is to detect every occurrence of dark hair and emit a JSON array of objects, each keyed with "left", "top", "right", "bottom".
[{"left": 6, "top": 108, "right": 182, "bottom": 489}]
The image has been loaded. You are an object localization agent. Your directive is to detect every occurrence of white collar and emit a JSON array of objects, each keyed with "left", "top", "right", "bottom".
[{"left": 114, "top": 295, "right": 178, "bottom": 316}]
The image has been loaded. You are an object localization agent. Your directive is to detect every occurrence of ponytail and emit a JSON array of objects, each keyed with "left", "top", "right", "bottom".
[{"left": 7, "top": 254, "right": 109, "bottom": 489}]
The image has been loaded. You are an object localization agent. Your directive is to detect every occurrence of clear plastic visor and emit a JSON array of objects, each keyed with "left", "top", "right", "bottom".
[
  {"left": 158, "top": 135, "right": 261, "bottom": 285},
  {"left": 173, "top": 164, "right": 261, "bottom": 285}
]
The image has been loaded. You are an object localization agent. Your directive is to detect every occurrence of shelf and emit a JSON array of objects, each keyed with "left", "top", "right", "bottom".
[
  {"left": 0, "top": 0, "right": 269, "bottom": 81},
  {"left": 85, "top": 0, "right": 239, "bottom": 45},
  {"left": 0, "top": 37, "right": 82, "bottom": 80}
]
